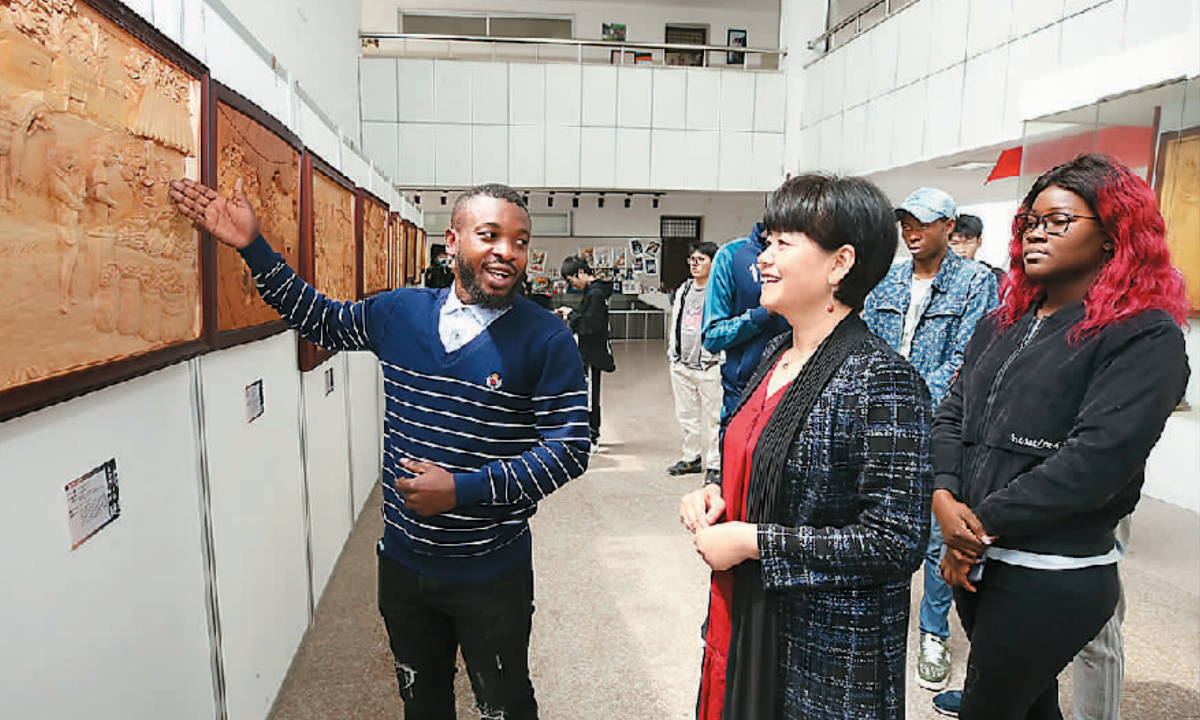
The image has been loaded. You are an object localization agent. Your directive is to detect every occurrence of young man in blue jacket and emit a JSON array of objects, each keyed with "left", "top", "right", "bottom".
[
  {"left": 170, "top": 178, "right": 589, "bottom": 720},
  {"left": 700, "top": 222, "right": 789, "bottom": 420},
  {"left": 862, "top": 187, "right": 998, "bottom": 693}
]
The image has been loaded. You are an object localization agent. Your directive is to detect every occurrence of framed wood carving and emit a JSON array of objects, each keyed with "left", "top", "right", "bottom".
[
  {"left": 206, "top": 80, "right": 301, "bottom": 348},
  {"left": 1155, "top": 126, "right": 1200, "bottom": 315},
  {"left": 387, "top": 210, "right": 404, "bottom": 289},
  {"left": 0, "top": 0, "right": 207, "bottom": 422},
  {"left": 298, "top": 151, "right": 357, "bottom": 371},
  {"left": 356, "top": 187, "right": 389, "bottom": 297},
  {"left": 417, "top": 227, "right": 428, "bottom": 277},
  {"left": 404, "top": 219, "right": 416, "bottom": 285}
]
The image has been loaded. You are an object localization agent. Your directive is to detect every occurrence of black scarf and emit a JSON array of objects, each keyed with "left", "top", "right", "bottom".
[{"left": 722, "top": 313, "right": 872, "bottom": 719}]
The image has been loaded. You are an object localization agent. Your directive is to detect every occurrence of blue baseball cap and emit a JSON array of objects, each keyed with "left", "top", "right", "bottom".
[{"left": 895, "top": 187, "right": 957, "bottom": 224}]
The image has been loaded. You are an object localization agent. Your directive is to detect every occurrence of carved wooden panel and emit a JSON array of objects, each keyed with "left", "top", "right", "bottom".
[
  {"left": 387, "top": 210, "right": 403, "bottom": 289},
  {"left": 404, "top": 220, "right": 416, "bottom": 284},
  {"left": 358, "top": 190, "right": 388, "bottom": 296},
  {"left": 417, "top": 227, "right": 427, "bottom": 277},
  {"left": 1156, "top": 128, "right": 1200, "bottom": 315},
  {"left": 0, "top": 0, "right": 205, "bottom": 418},
  {"left": 311, "top": 167, "right": 355, "bottom": 301},
  {"left": 213, "top": 91, "right": 299, "bottom": 335}
]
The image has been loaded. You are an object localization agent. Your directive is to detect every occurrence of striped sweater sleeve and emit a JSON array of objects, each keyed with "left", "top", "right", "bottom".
[
  {"left": 238, "top": 235, "right": 373, "bottom": 351},
  {"left": 453, "top": 328, "right": 591, "bottom": 507}
]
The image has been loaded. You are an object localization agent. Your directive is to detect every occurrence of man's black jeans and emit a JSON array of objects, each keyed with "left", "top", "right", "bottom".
[{"left": 378, "top": 548, "right": 537, "bottom": 720}]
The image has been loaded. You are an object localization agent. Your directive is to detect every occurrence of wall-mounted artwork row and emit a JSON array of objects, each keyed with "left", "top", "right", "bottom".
[
  {"left": 298, "top": 151, "right": 359, "bottom": 372},
  {"left": 207, "top": 80, "right": 301, "bottom": 348},
  {"left": 387, "top": 210, "right": 404, "bottom": 290},
  {"left": 0, "top": 0, "right": 207, "bottom": 422},
  {"left": 357, "top": 188, "right": 389, "bottom": 298}
]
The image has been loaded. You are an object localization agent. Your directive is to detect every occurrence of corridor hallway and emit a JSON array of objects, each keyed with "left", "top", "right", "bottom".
[{"left": 268, "top": 340, "right": 1200, "bottom": 720}]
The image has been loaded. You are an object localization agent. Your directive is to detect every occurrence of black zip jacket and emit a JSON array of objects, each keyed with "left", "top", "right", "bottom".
[
  {"left": 567, "top": 281, "right": 615, "bottom": 372},
  {"left": 932, "top": 302, "right": 1188, "bottom": 557}
]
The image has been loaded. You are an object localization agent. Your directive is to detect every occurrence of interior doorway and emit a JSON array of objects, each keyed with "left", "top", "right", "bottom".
[{"left": 660, "top": 216, "right": 703, "bottom": 293}]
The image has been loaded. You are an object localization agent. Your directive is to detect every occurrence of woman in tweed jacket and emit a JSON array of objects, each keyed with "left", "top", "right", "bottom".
[{"left": 680, "top": 174, "right": 932, "bottom": 720}]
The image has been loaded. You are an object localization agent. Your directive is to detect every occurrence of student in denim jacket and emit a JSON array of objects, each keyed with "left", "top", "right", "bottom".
[{"left": 861, "top": 187, "right": 998, "bottom": 692}]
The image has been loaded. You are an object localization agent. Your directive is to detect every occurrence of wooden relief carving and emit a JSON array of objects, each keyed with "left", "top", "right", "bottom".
[
  {"left": 388, "top": 211, "right": 403, "bottom": 289},
  {"left": 0, "top": 0, "right": 202, "bottom": 398},
  {"left": 404, "top": 220, "right": 416, "bottom": 284},
  {"left": 361, "top": 194, "right": 388, "bottom": 296},
  {"left": 214, "top": 100, "right": 299, "bottom": 333},
  {"left": 417, "top": 227, "right": 427, "bottom": 277},
  {"left": 311, "top": 167, "right": 355, "bottom": 300}
]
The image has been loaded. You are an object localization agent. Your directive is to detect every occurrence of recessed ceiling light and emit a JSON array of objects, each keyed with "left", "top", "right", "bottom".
[{"left": 944, "top": 161, "right": 995, "bottom": 171}]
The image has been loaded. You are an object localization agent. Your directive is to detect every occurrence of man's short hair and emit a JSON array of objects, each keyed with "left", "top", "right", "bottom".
[
  {"left": 450, "top": 184, "right": 530, "bottom": 231},
  {"left": 560, "top": 255, "right": 592, "bottom": 279},
  {"left": 955, "top": 214, "right": 983, "bottom": 239},
  {"left": 689, "top": 241, "right": 719, "bottom": 259}
]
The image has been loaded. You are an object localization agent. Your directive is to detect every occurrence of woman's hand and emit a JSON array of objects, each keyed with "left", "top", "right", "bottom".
[
  {"left": 679, "top": 484, "right": 725, "bottom": 533},
  {"left": 940, "top": 547, "right": 981, "bottom": 593},
  {"left": 693, "top": 521, "right": 759, "bottom": 571},
  {"left": 932, "top": 489, "right": 993, "bottom": 560}
]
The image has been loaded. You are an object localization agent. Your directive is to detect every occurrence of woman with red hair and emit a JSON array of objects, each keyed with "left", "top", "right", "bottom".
[{"left": 931, "top": 153, "right": 1190, "bottom": 719}]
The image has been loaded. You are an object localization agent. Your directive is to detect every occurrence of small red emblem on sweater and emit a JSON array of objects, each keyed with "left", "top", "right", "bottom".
[{"left": 486, "top": 373, "right": 503, "bottom": 390}]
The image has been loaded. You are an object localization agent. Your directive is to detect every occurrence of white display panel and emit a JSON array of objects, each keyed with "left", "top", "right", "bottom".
[{"left": 0, "top": 364, "right": 215, "bottom": 720}]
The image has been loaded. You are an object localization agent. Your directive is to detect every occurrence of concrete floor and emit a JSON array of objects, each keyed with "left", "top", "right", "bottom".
[{"left": 268, "top": 340, "right": 1200, "bottom": 719}]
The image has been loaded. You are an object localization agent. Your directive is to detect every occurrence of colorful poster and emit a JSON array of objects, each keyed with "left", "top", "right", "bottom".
[
  {"left": 580, "top": 246, "right": 594, "bottom": 265},
  {"left": 594, "top": 245, "right": 612, "bottom": 268},
  {"left": 644, "top": 257, "right": 658, "bottom": 275}
]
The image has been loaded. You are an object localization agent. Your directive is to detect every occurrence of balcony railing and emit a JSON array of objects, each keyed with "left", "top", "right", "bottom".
[{"left": 360, "top": 32, "right": 785, "bottom": 70}]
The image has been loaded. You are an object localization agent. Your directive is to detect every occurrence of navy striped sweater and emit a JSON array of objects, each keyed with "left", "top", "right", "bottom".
[{"left": 239, "top": 236, "right": 591, "bottom": 581}]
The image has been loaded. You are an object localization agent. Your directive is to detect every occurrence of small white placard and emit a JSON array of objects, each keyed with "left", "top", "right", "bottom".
[
  {"left": 245, "top": 379, "right": 264, "bottom": 423},
  {"left": 324, "top": 367, "right": 336, "bottom": 396},
  {"left": 66, "top": 459, "right": 120, "bottom": 550}
]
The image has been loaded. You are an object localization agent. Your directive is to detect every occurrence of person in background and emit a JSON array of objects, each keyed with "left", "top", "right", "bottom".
[
  {"left": 862, "top": 186, "right": 999, "bottom": 693},
  {"left": 931, "top": 156, "right": 1184, "bottom": 720},
  {"left": 558, "top": 256, "right": 615, "bottom": 447},
  {"left": 701, "top": 222, "right": 790, "bottom": 418},
  {"left": 667, "top": 241, "right": 723, "bottom": 483},
  {"left": 950, "top": 214, "right": 1005, "bottom": 284},
  {"left": 170, "top": 179, "right": 590, "bottom": 720},
  {"left": 680, "top": 173, "right": 931, "bottom": 719},
  {"left": 424, "top": 243, "right": 454, "bottom": 289}
]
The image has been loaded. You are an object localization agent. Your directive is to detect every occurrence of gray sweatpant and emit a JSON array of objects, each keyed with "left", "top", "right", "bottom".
[{"left": 1072, "top": 516, "right": 1131, "bottom": 720}]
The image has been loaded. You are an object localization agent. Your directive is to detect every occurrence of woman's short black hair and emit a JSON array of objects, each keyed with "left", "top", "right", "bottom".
[
  {"left": 560, "top": 255, "right": 592, "bottom": 279},
  {"left": 762, "top": 174, "right": 896, "bottom": 310},
  {"left": 688, "top": 241, "right": 719, "bottom": 259}
]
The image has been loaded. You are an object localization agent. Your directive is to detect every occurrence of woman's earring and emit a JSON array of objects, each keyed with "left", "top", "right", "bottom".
[{"left": 826, "top": 288, "right": 836, "bottom": 313}]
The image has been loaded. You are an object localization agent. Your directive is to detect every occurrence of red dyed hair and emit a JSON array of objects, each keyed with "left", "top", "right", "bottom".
[{"left": 997, "top": 153, "right": 1189, "bottom": 342}]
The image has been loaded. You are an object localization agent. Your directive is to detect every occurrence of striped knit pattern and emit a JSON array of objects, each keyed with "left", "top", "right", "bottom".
[{"left": 239, "top": 236, "right": 591, "bottom": 581}]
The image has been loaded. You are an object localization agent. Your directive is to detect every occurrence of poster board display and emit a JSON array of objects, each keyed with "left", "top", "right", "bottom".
[
  {"left": 0, "top": 0, "right": 208, "bottom": 422},
  {"left": 298, "top": 151, "right": 357, "bottom": 371},
  {"left": 207, "top": 80, "right": 300, "bottom": 347},
  {"left": 356, "top": 188, "right": 389, "bottom": 297}
]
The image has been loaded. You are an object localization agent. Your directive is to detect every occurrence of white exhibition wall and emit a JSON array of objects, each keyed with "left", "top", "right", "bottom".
[
  {"left": 361, "top": 58, "right": 788, "bottom": 191},
  {"left": 0, "top": 1, "right": 396, "bottom": 720}
]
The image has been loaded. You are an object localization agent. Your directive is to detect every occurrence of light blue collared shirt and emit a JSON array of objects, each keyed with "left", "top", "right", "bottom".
[{"left": 439, "top": 283, "right": 511, "bottom": 352}]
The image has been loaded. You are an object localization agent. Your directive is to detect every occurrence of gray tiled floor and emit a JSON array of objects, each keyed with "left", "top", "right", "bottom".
[{"left": 269, "top": 340, "right": 1199, "bottom": 719}]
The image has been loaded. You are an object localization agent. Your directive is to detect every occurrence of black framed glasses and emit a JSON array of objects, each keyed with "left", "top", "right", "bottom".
[
  {"left": 687, "top": 256, "right": 709, "bottom": 265},
  {"left": 1015, "top": 212, "right": 1099, "bottom": 236}
]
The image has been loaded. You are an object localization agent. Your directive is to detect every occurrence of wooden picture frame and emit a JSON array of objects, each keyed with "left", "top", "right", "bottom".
[
  {"left": 417, "top": 227, "right": 428, "bottom": 277},
  {"left": 0, "top": 0, "right": 208, "bottom": 422},
  {"left": 403, "top": 219, "right": 417, "bottom": 285},
  {"left": 205, "top": 80, "right": 302, "bottom": 348},
  {"left": 298, "top": 151, "right": 357, "bottom": 372},
  {"left": 356, "top": 188, "right": 390, "bottom": 297},
  {"left": 1154, "top": 125, "right": 1200, "bottom": 316},
  {"left": 388, "top": 211, "right": 405, "bottom": 289}
]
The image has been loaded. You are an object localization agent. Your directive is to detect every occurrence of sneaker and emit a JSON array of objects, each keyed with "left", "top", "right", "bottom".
[
  {"left": 704, "top": 469, "right": 721, "bottom": 485},
  {"left": 932, "top": 690, "right": 962, "bottom": 716},
  {"left": 666, "top": 457, "right": 703, "bottom": 475},
  {"left": 917, "top": 632, "right": 951, "bottom": 691}
]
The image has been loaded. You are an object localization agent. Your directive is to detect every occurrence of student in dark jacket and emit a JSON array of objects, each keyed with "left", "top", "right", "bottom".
[
  {"left": 931, "top": 154, "right": 1190, "bottom": 720},
  {"left": 558, "top": 256, "right": 615, "bottom": 445}
]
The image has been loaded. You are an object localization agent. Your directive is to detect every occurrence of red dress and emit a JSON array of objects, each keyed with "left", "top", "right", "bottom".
[{"left": 697, "top": 368, "right": 789, "bottom": 720}]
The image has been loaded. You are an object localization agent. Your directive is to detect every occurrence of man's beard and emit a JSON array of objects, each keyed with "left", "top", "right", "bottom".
[{"left": 455, "top": 254, "right": 521, "bottom": 310}]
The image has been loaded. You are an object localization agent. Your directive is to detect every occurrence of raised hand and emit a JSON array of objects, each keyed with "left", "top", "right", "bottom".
[{"left": 169, "top": 177, "right": 260, "bottom": 249}]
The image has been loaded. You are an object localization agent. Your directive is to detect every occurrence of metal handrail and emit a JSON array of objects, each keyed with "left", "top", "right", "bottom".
[
  {"left": 806, "top": 0, "right": 889, "bottom": 50},
  {"left": 360, "top": 32, "right": 785, "bottom": 59}
]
